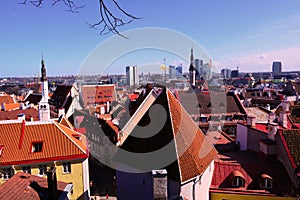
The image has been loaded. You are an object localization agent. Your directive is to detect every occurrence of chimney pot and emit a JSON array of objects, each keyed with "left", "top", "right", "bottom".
[{"left": 247, "top": 115, "right": 256, "bottom": 127}]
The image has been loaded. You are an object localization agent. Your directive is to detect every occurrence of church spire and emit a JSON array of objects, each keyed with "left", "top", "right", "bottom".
[
  {"left": 189, "top": 48, "right": 195, "bottom": 71},
  {"left": 189, "top": 48, "right": 196, "bottom": 86},
  {"left": 41, "top": 54, "right": 47, "bottom": 82},
  {"left": 38, "top": 54, "right": 50, "bottom": 121}
]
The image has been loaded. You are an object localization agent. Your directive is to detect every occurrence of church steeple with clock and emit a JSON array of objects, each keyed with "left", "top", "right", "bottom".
[{"left": 38, "top": 55, "right": 50, "bottom": 121}]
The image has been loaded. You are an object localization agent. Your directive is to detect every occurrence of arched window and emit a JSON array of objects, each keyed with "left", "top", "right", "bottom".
[
  {"left": 232, "top": 176, "right": 245, "bottom": 187},
  {"left": 260, "top": 174, "right": 273, "bottom": 189},
  {"left": 230, "top": 170, "right": 245, "bottom": 187}
]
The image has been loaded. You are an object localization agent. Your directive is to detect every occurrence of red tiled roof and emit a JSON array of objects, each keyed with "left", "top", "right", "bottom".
[
  {"left": 82, "top": 84, "right": 116, "bottom": 108},
  {"left": 178, "top": 91, "right": 246, "bottom": 115},
  {"left": 128, "top": 93, "right": 139, "bottom": 101},
  {"left": 211, "top": 151, "right": 294, "bottom": 196},
  {"left": 118, "top": 87, "right": 217, "bottom": 183},
  {"left": 0, "top": 95, "right": 14, "bottom": 104},
  {"left": 0, "top": 108, "right": 38, "bottom": 121},
  {"left": 0, "top": 172, "right": 68, "bottom": 200},
  {"left": 59, "top": 116, "right": 75, "bottom": 130},
  {"left": 3, "top": 103, "right": 20, "bottom": 111},
  {"left": 279, "top": 129, "right": 300, "bottom": 169},
  {"left": 0, "top": 120, "right": 87, "bottom": 166},
  {"left": 167, "top": 90, "right": 218, "bottom": 183}
]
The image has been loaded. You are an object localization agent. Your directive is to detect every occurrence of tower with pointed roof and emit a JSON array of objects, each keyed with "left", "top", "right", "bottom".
[
  {"left": 189, "top": 48, "right": 196, "bottom": 86},
  {"left": 38, "top": 55, "right": 50, "bottom": 121}
]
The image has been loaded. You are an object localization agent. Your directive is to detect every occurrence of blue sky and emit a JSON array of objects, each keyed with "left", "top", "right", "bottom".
[{"left": 1, "top": 0, "right": 300, "bottom": 77}]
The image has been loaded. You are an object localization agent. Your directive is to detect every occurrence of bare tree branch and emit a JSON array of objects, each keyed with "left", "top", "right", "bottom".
[{"left": 19, "top": 0, "right": 141, "bottom": 37}]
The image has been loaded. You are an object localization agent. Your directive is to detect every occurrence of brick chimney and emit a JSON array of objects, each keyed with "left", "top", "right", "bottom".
[
  {"left": 47, "top": 167, "right": 58, "bottom": 200},
  {"left": 268, "top": 122, "right": 278, "bottom": 141},
  {"left": 268, "top": 112, "right": 276, "bottom": 123},
  {"left": 247, "top": 115, "right": 256, "bottom": 127},
  {"left": 279, "top": 101, "right": 289, "bottom": 128}
]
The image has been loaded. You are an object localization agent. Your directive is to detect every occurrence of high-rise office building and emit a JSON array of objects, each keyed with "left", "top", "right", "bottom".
[
  {"left": 169, "top": 65, "right": 176, "bottom": 79},
  {"left": 221, "top": 68, "right": 232, "bottom": 79},
  {"left": 126, "top": 66, "right": 139, "bottom": 87},
  {"left": 272, "top": 61, "right": 282, "bottom": 76},
  {"left": 175, "top": 64, "right": 183, "bottom": 76},
  {"left": 194, "top": 59, "right": 203, "bottom": 80}
]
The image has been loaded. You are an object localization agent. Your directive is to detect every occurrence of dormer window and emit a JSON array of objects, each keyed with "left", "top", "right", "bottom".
[
  {"left": 31, "top": 142, "right": 43, "bottom": 153},
  {"left": 232, "top": 176, "right": 245, "bottom": 187},
  {"left": 260, "top": 174, "right": 273, "bottom": 189},
  {"left": 231, "top": 170, "right": 245, "bottom": 188}
]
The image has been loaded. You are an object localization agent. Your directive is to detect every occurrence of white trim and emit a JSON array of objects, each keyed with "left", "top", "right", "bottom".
[
  {"left": 53, "top": 122, "right": 87, "bottom": 154},
  {"left": 118, "top": 89, "right": 158, "bottom": 146}
]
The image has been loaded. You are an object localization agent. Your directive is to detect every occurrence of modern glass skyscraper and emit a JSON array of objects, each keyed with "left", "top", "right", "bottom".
[
  {"left": 126, "top": 66, "right": 139, "bottom": 87},
  {"left": 272, "top": 61, "right": 282, "bottom": 76}
]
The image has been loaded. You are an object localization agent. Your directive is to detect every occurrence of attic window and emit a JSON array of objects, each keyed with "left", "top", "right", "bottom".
[
  {"left": 232, "top": 176, "right": 245, "bottom": 187},
  {"left": 31, "top": 142, "right": 43, "bottom": 153},
  {"left": 231, "top": 170, "right": 245, "bottom": 188},
  {"left": 0, "top": 145, "right": 3, "bottom": 156},
  {"left": 260, "top": 174, "right": 273, "bottom": 189}
]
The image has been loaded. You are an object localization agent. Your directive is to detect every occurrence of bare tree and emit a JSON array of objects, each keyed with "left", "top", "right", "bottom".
[{"left": 19, "top": 0, "right": 141, "bottom": 38}]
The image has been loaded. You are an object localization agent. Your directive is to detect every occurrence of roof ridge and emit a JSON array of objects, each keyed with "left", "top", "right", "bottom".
[
  {"left": 53, "top": 122, "right": 87, "bottom": 154},
  {"left": 117, "top": 89, "right": 157, "bottom": 146},
  {"left": 166, "top": 89, "right": 183, "bottom": 182}
]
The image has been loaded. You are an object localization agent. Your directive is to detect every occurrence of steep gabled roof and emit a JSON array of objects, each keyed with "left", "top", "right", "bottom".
[
  {"left": 49, "top": 84, "right": 73, "bottom": 109},
  {"left": 0, "top": 120, "right": 87, "bottom": 166},
  {"left": 24, "top": 93, "right": 42, "bottom": 105},
  {"left": 0, "top": 172, "right": 69, "bottom": 200},
  {"left": 279, "top": 129, "right": 300, "bottom": 170},
  {"left": 118, "top": 88, "right": 217, "bottom": 183}
]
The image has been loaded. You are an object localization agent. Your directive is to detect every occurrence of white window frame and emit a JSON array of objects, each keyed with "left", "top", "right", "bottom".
[
  {"left": 260, "top": 178, "right": 273, "bottom": 189},
  {"left": 31, "top": 142, "right": 43, "bottom": 153},
  {"left": 62, "top": 162, "right": 71, "bottom": 174},
  {"left": 232, "top": 176, "right": 244, "bottom": 187}
]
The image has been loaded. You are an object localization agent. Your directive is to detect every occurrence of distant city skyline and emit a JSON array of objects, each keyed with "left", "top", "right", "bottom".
[{"left": 1, "top": 1, "right": 300, "bottom": 77}]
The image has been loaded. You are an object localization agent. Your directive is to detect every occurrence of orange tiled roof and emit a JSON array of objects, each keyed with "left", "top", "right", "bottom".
[
  {"left": 3, "top": 103, "right": 20, "bottom": 111},
  {"left": 167, "top": 90, "right": 218, "bottom": 183},
  {"left": 59, "top": 115, "right": 75, "bottom": 130},
  {"left": 0, "top": 108, "right": 38, "bottom": 121},
  {"left": 118, "top": 87, "right": 217, "bottom": 183},
  {"left": 0, "top": 120, "right": 87, "bottom": 166},
  {"left": 0, "top": 172, "right": 68, "bottom": 200},
  {"left": 82, "top": 84, "right": 116, "bottom": 108},
  {"left": 0, "top": 95, "right": 14, "bottom": 104}
]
